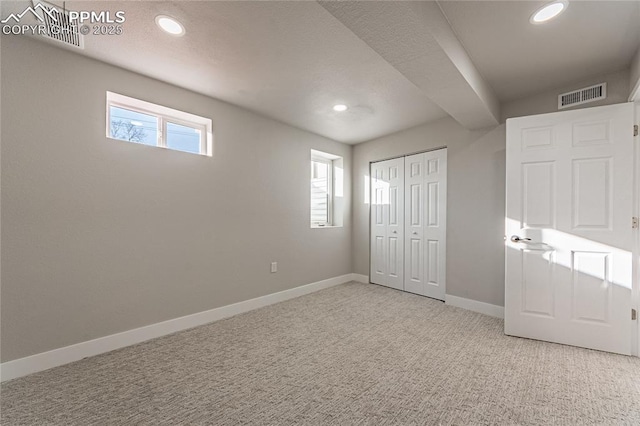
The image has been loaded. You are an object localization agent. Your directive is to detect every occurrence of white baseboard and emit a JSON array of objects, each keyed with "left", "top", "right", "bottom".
[
  {"left": 445, "top": 294, "right": 505, "bottom": 319},
  {"left": 1, "top": 273, "right": 356, "bottom": 383},
  {"left": 351, "top": 273, "right": 369, "bottom": 283}
]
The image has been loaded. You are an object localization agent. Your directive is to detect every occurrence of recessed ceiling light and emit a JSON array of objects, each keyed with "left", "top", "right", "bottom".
[
  {"left": 155, "top": 15, "right": 185, "bottom": 36},
  {"left": 333, "top": 104, "right": 348, "bottom": 112},
  {"left": 530, "top": 1, "right": 568, "bottom": 24}
]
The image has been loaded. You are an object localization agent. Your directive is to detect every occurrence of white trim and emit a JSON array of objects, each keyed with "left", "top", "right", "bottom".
[
  {"left": 634, "top": 101, "right": 640, "bottom": 357},
  {"left": 310, "top": 149, "right": 341, "bottom": 161},
  {"left": 0, "top": 274, "right": 356, "bottom": 383},
  {"left": 352, "top": 273, "right": 369, "bottom": 283},
  {"left": 445, "top": 294, "right": 505, "bottom": 319}
]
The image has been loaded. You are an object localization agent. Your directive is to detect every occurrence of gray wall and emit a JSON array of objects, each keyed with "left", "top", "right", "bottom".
[
  {"left": 352, "top": 67, "right": 631, "bottom": 308},
  {"left": 2, "top": 35, "right": 634, "bottom": 362},
  {"left": 1, "top": 36, "right": 352, "bottom": 362},
  {"left": 352, "top": 119, "right": 507, "bottom": 306}
]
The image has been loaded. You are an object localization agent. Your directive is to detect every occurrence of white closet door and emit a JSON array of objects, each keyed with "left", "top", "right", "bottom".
[
  {"left": 403, "top": 149, "right": 447, "bottom": 300},
  {"left": 404, "top": 153, "right": 425, "bottom": 294},
  {"left": 370, "top": 158, "right": 405, "bottom": 290},
  {"left": 423, "top": 149, "right": 447, "bottom": 300}
]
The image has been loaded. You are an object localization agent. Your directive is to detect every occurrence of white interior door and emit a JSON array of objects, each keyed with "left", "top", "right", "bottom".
[
  {"left": 404, "top": 149, "right": 447, "bottom": 300},
  {"left": 505, "top": 102, "right": 635, "bottom": 355},
  {"left": 370, "top": 158, "right": 404, "bottom": 290}
]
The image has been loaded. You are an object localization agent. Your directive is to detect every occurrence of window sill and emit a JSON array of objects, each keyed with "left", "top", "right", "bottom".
[{"left": 310, "top": 225, "right": 343, "bottom": 229}]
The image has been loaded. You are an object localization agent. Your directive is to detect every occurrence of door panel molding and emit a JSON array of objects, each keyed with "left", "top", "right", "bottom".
[
  {"left": 370, "top": 157, "right": 404, "bottom": 290},
  {"left": 370, "top": 148, "right": 447, "bottom": 301},
  {"left": 506, "top": 102, "right": 634, "bottom": 355}
]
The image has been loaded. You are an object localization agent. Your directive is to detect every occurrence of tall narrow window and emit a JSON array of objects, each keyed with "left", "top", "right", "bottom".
[
  {"left": 311, "top": 157, "right": 332, "bottom": 226},
  {"left": 310, "top": 149, "right": 343, "bottom": 228}
]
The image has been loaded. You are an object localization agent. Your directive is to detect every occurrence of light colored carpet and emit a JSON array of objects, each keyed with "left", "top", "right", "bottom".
[{"left": 2, "top": 281, "right": 639, "bottom": 425}]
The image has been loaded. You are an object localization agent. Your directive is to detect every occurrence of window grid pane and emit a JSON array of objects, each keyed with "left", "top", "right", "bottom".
[
  {"left": 109, "top": 106, "right": 158, "bottom": 146},
  {"left": 166, "top": 121, "right": 201, "bottom": 154},
  {"left": 311, "top": 160, "right": 330, "bottom": 225}
]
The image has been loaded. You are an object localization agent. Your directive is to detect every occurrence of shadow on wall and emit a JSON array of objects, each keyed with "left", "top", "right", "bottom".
[{"left": 446, "top": 125, "right": 507, "bottom": 305}]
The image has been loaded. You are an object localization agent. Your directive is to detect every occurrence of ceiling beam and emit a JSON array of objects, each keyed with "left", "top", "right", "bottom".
[{"left": 319, "top": 1, "right": 500, "bottom": 129}]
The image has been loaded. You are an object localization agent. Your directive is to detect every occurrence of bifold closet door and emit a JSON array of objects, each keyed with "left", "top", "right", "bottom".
[
  {"left": 370, "top": 157, "right": 405, "bottom": 290},
  {"left": 370, "top": 149, "right": 446, "bottom": 298},
  {"left": 404, "top": 149, "right": 447, "bottom": 301}
]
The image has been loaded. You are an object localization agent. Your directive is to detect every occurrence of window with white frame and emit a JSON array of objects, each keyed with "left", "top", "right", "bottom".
[
  {"left": 310, "top": 149, "right": 344, "bottom": 228},
  {"left": 106, "top": 92, "right": 212, "bottom": 156}
]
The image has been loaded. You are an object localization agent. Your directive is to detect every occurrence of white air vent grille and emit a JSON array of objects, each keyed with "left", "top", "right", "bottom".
[
  {"left": 558, "top": 83, "right": 606, "bottom": 109},
  {"left": 34, "top": 1, "right": 84, "bottom": 49}
]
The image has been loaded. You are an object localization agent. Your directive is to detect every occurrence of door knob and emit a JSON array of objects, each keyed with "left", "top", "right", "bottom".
[
  {"left": 412, "top": 232, "right": 418, "bottom": 235},
  {"left": 392, "top": 230, "right": 397, "bottom": 234},
  {"left": 510, "top": 235, "right": 531, "bottom": 243}
]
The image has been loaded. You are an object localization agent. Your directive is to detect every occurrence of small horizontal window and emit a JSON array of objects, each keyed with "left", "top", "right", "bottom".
[{"left": 106, "top": 92, "right": 212, "bottom": 156}]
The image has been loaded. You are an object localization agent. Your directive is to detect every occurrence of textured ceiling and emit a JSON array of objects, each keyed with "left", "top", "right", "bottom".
[
  {"left": 2, "top": 1, "right": 639, "bottom": 143},
  {"left": 439, "top": 0, "right": 640, "bottom": 102},
  {"left": 319, "top": 0, "right": 500, "bottom": 129},
  {"left": 2, "top": 1, "right": 449, "bottom": 144}
]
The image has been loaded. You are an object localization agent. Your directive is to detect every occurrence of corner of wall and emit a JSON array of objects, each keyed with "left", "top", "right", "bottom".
[{"left": 630, "top": 47, "right": 640, "bottom": 100}]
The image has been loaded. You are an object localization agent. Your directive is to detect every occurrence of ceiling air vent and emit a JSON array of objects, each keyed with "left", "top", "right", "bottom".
[
  {"left": 558, "top": 83, "right": 606, "bottom": 110},
  {"left": 33, "top": 0, "right": 84, "bottom": 49}
]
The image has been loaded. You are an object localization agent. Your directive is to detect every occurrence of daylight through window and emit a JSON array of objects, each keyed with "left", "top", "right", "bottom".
[
  {"left": 107, "top": 92, "right": 212, "bottom": 156},
  {"left": 311, "top": 157, "right": 332, "bottom": 225},
  {"left": 310, "top": 149, "right": 344, "bottom": 228}
]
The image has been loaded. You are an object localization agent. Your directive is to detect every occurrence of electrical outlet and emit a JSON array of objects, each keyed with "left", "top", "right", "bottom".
[{"left": 270, "top": 262, "right": 277, "bottom": 273}]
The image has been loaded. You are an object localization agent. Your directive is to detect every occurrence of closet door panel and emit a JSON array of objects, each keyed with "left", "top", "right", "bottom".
[
  {"left": 423, "top": 149, "right": 447, "bottom": 301},
  {"left": 370, "top": 158, "right": 404, "bottom": 290},
  {"left": 404, "top": 153, "right": 425, "bottom": 295}
]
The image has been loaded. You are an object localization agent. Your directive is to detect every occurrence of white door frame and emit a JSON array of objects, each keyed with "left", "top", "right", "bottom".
[{"left": 634, "top": 99, "right": 640, "bottom": 357}]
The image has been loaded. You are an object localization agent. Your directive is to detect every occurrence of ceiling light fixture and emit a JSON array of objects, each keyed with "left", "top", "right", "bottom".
[
  {"left": 155, "top": 15, "right": 185, "bottom": 36},
  {"left": 530, "top": 1, "right": 568, "bottom": 24},
  {"left": 333, "top": 104, "right": 348, "bottom": 112}
]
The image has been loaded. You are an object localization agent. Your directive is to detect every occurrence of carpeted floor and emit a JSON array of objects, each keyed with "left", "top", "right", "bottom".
[{"left": 2, "top": 281, "right": 640, "bottom": 425}]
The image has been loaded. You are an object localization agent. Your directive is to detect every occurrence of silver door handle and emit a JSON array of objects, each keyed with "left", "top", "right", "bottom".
[
  {"left": 392, "top": 230, "right": 397, "bottom": 234},
  {"left": 510, "top": 235, "right": 531, "bottom": 243},
  {"left": 412, "top": 232, "right": 418, "bottom": 235}
]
